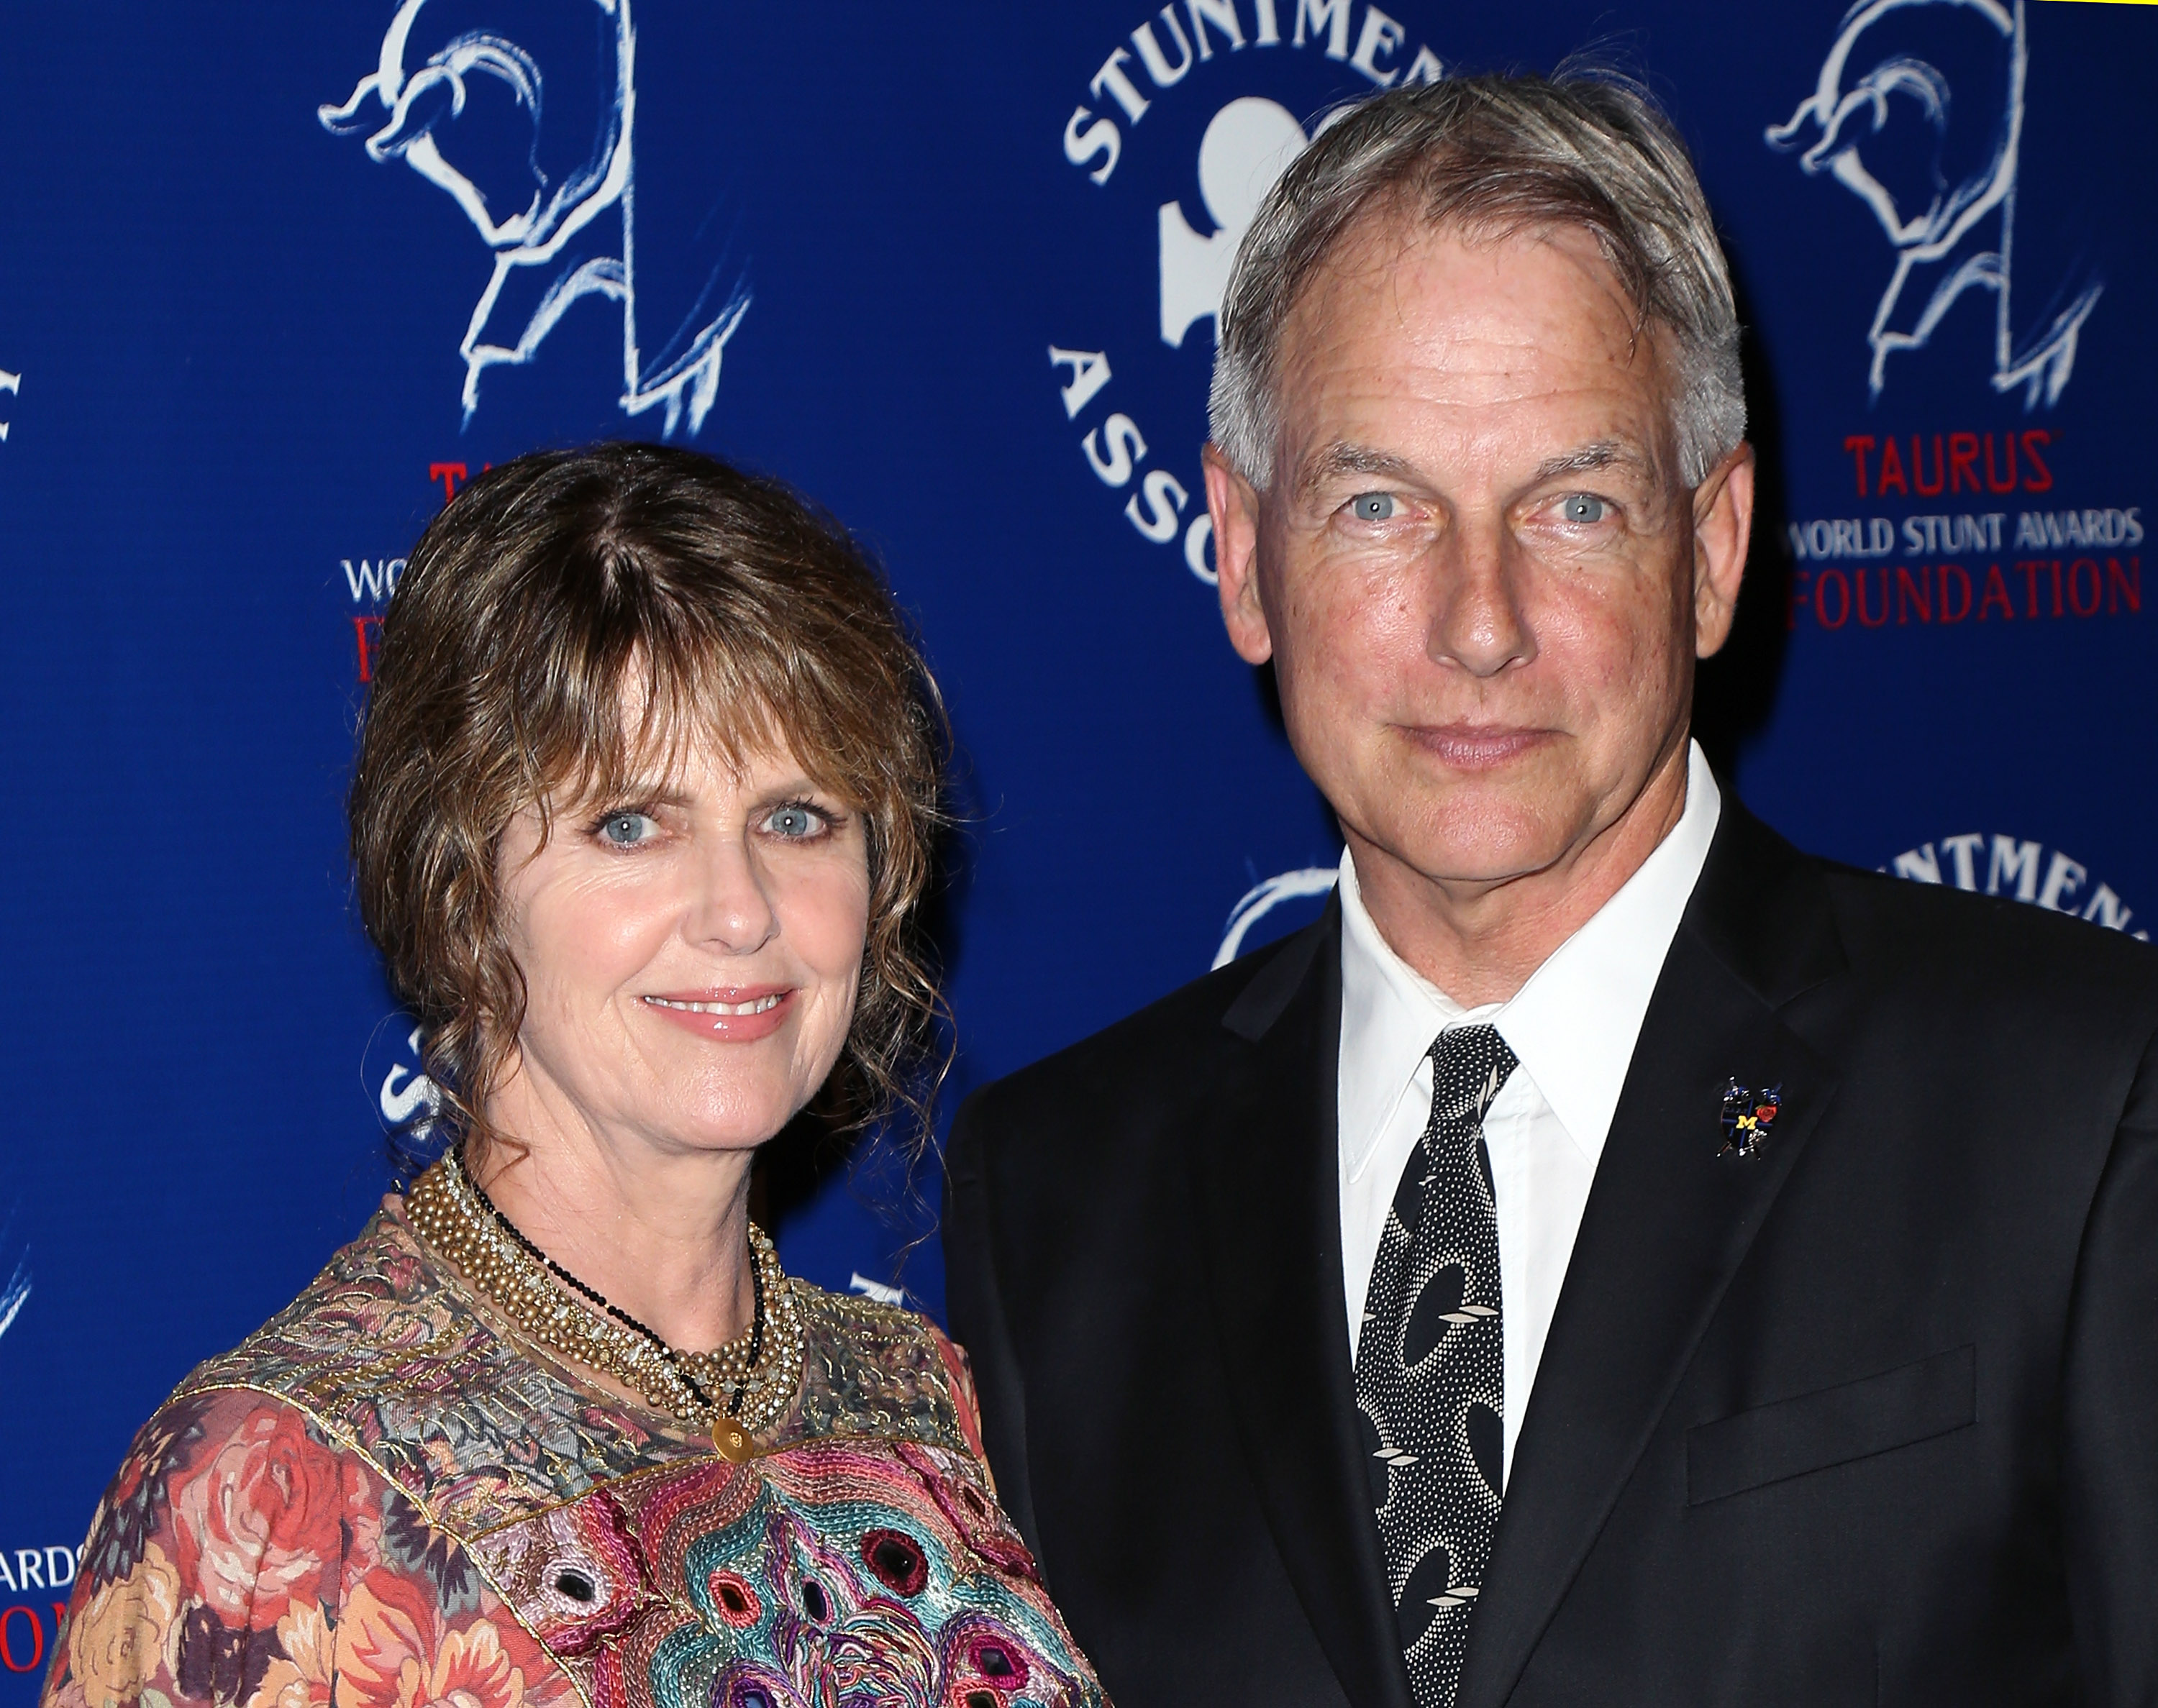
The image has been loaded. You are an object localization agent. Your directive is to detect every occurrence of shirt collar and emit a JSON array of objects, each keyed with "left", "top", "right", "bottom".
[{"left": 1337, "top": 741, "right": 1722, "bottom": 1180}]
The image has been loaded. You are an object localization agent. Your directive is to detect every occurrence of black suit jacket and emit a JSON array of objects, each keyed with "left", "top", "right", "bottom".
[{"left": 943, "top": 800, "right": 2158, "bottom": 1707}]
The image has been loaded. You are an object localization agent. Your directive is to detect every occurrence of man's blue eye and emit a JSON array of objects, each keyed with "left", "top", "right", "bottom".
[
  {"left": 1562, "top": 493, "right": 1608, "bottom": 524},
  {"left": 1349, "top": 492, "right": 1397, "bottom": 521}
]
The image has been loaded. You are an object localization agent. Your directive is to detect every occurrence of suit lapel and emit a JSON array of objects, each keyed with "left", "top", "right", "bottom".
[
  {"left": 1190, "top": 905, "right": 1416, "bottom": 1708},
  {"left": 1458, "top": 805, "right": 1849, "bottom": 1708}
]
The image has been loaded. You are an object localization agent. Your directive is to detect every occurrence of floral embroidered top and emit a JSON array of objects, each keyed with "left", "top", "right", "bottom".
[{"left": 42, "top": 1197, "right": 1107, "bottom": 1708}]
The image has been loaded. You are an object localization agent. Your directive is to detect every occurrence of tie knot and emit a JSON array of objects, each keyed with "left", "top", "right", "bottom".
[{"left": 1429, "top": 1024, "right": 1519, "bottom": 1127}]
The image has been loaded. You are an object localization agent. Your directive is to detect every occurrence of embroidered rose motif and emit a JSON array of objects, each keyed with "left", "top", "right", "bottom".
[{"left": 169, "top": 1407, "right": 361, "bottom": 1630}]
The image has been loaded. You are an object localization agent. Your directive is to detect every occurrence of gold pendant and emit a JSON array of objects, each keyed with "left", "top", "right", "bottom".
[{"left": 711, "top": 1418, "right": 755, "bottom": 1463}]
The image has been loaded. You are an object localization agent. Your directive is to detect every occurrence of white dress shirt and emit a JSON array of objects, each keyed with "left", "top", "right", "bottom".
[{"left": 1337, "top": 741, "right": 1722, "bottom": 1489}]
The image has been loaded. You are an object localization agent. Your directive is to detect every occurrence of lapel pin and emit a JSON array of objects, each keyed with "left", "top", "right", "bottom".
[{"left": 1718, "top": 1079, "right": 1782, "bottom": 1159}]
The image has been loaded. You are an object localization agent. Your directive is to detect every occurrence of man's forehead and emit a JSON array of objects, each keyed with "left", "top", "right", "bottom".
[{"left": 1269, "top": 215, "right": 1676, "bottom": 484}]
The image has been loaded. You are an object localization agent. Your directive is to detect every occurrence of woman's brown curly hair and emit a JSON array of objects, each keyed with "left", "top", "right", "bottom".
[{"left": 349, "top": 442, "right": 950, "bottom": 1166}]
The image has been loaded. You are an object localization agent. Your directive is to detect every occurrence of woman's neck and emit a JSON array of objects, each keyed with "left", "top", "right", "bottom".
[{"left": 470, "top": 1070, "right": 759, "bottom": 1354}]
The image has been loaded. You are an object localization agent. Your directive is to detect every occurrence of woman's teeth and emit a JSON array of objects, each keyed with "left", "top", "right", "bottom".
[{"left": 645, "top": 995, "right": 783, "bottom": 1015}]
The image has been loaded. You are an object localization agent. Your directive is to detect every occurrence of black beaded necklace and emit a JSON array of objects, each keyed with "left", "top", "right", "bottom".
[{"left": 460, "top": 1150, "right": 766, "bottom": 1416}]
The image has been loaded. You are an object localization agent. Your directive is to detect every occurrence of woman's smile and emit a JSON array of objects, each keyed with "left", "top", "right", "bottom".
[{"left": 640, "top": 987, "right": 795, "bottom": 1043}]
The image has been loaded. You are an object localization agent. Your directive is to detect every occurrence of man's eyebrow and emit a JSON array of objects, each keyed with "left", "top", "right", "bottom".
[
  {"left": 1527, "top": 439, "right": 1647, "bottom": 485},
  {"left": 1295, "top": 442, "right": 1422, "bottom": 503}
]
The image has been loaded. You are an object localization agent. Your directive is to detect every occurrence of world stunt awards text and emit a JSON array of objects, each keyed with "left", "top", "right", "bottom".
[{"left": 1784, "top": 429, "right": 2140, "bottom": 632}]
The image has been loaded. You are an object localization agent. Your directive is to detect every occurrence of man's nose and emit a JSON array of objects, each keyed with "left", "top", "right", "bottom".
[
  {"left": 687, "top": 838, "right": 780, "bottom": 956},
  {"left": 1424, "top": 520, "right": 1535, "bottom": 679}
]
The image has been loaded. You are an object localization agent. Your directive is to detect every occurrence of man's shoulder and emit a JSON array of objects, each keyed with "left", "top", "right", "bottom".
[
  {"left": 1814, "top": 854, "right": 2158, "bottom": 1003},
  {"left": 958, "top": 918, "right": 1326, "bottom": 1138}
]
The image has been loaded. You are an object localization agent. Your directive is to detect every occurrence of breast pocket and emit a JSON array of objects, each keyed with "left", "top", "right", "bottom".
[{"left": 1686, "top": 1345, "right": 1977, "bottom": 1506}]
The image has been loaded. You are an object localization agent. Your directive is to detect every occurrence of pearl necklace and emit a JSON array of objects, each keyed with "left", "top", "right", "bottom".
[{"left": 404, "top": 1150, "right": 805, "bottom": 1460}]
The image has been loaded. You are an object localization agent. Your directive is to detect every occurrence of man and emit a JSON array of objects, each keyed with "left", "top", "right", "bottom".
[{"left": 944, "top": 71, "right": 2158, "bottom": 1708}]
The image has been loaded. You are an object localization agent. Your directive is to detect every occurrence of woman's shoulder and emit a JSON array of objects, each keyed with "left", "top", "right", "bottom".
[
  {"left": 173, "top": 1202, "right": 443, "bottom": 1407},
  {"left": 783, "top": 1280, "right": 988, "bottom": 1466},
  {"left": 172, "top": 1202, "right": 701, "bottom": 1534}
]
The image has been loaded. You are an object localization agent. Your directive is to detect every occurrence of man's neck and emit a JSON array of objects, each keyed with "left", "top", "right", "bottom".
[{"left": 1349, "top": 744, "right": 1693, "bottom": 1009}]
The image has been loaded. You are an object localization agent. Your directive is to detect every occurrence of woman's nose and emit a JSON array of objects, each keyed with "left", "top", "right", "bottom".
[{"left": 687, "top": 839, "right": 779, "bottom": 955}]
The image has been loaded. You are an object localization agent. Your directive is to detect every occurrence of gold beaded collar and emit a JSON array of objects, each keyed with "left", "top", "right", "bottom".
[{"left": 404, "top": 1151, "right": 806, "bottom": 1459}]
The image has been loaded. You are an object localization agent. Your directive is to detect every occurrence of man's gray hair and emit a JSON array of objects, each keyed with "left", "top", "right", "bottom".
[{"left": 1210, "top": 69, "right": 1746, "bottom": 490}]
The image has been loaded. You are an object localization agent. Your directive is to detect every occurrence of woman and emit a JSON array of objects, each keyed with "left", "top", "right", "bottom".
[{"left": 44, "top": 445, "right": 1108, "bottom": 1708}]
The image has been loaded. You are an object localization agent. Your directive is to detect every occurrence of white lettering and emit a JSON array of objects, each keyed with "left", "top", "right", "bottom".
[
  {"left": 1253, "top": 0, "right": 1282, "bottom": 44},
  {"left": 1084, "top": 414, "right": 1148, "bottom": 487},
  {"left": 45, "top": 1547, "right": 74, "bottom": 1589},
  {"left": 1132, "top": 9, "right": 1196, "bottom": 86},
  {"left": 1401, "top": 44, "right": 1444, "bottom": 85},
  {"left": 1939, "top": 833, "right": 1985, "bottom": 890},
  {"left": 1185, "top": 0, "right": 1246, "bottom": 57},
  {"left": 14, "top": 1551, "right": 40, "bottom": 1589},
  {"left": 1184, "top": 513, "right": 1219, "bottom": 584},
  {"left": 2014, "top": 508, "right": 2145, "bottom": 550},
  {"left": 0, "top": 1556, "right": 17, "bottom": 1594},
  {"left": 1126, "top": 468, "right": 1191, "bottom": 542},
  {"left": 2082, "top": 885, "right": 2135, "bottom": 931},
  {"left": 1988, "top": 835, "right": 2043, "bottom": 901},
  {"left": 2038, "top": 851, "right": 2088, "bottom": 913},
  {"left": 1048, "top": 347, "right": 1112, "bottom": 419},
  {"left": 1891, "top": 844, "right": 1941, "bottom": 883},
  {"left": 1293, "top": 0, "right": 1353, "bottom": 58},
  {"left": 1091, "top": 48, "right": 1152, "bottom": 123},
  {"left": 1349, "top": 6, "right": 1406, "bottom": 83},
  {"left": 1064, "top": 106, "right": 1121, "bottom": 184}
]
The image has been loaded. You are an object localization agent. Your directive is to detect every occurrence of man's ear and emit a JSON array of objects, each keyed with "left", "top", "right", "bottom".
[
  {"left": 1691, "top": 441, "right": 1754, "bottom": 659},
  {"left": 1204, "top": 444, "right": 1275, "bottom": 665}
]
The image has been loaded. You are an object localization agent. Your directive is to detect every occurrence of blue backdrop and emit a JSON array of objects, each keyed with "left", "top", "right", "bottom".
[{"left": 0, "top": 0, "right": 2150, "bottom": 1681}]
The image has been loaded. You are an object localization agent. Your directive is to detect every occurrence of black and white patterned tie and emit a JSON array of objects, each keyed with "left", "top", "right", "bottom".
[{"left": 1354, "top": 1023, "right": 1518, "bottom": 1707}]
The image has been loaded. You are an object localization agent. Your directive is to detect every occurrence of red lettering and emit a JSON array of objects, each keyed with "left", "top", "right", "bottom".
[
  {"left": 1895, "top": 564, "right": 1931, "bottom": 624},
  {"left": 2070, "top": 557, "right": 2102, "bottom": 617},
  {"left": 2017, "top": 559, "right": 2043, "bottom": 618},
  {"left": 1844, "top": 434, "right": 1876, "bottom": 497},
  {"left": 2020, "top": 429, "right": 2054, "bottom": 492},
  {"left": 1788, "top": 569, "right": 1811, "bottom": 631},
  {"left": 1855, "top": 565, "right": 1890, "bottom": 627},
  {"left": 1876, "top": 436, "right": 1908, "bottom": 496},
  {"left": 1977, "top": 564, "right": 2015, "bottom": 621},
  {"left": 353, "top": 615, "right": 383, "bottom": 683},
  {"left": 1912, "top": 434, "right": 1946, "bottom": 497},
  {"left": 1984, "top": 431, "right": 2018, "bottom": 493},
  {"left": 0, "top": 1607, "right": 44, "bottom": 1674},
  {"left": 1947, "top": 431, "right": 1980, "bottom": 493},
  {"left": 1937, "top": 563, "right": 1972, "bottom": 623},
  {"left": 429, "top": 462, "right": 470, "bottom": 504},
  {"left": 2049, "top": 558, "right": 2064, "bottom": 616},
  {"left": 2108, "top": 556, "right": 2141, "bottom": 614},
  {"left": 1814, "top": 567, "right": 1851, "bottom": 629}
]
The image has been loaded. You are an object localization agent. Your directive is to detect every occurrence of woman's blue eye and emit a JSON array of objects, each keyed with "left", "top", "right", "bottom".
[
  {"left": 765, "top": 805, "right": 824, "bottom": 839},
  {"left": 1562, "top": 493, "right": 1608, "bottom": 524},
  {"left": 598, "top": 812, "right": 656, "bottom": 846},
  {"left": 1349, "top": 492, "right": 1397, "bottom": 521}
]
